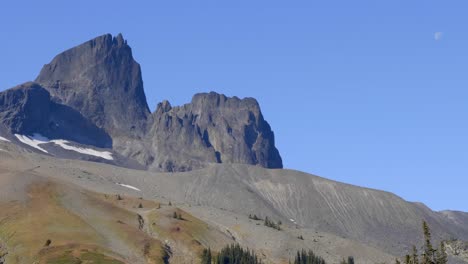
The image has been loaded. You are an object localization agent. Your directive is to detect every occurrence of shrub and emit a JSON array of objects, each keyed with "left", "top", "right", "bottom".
[{"left": 44, "top": 239, "right": 52, "bottom": 247}]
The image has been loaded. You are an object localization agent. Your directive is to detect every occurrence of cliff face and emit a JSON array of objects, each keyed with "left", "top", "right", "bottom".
[
  {"left": 35, "top": 34, "right": 151, "bottom": 138},
  {"left": 1, "top": 34, "right": 283, "bottom": 171},
  {"left": 0, "top": 82, "right": 112, "bottom": 148},
  {"left": 148, "top": 93, "right": 282, "bottom": 171}
]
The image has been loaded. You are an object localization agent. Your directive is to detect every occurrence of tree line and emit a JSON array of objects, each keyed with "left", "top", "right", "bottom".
[
  {"left": 198, "top": 220, "right": 449, "bottom": 264},
  {"left": 397, "top": 221, "right": 448, "bottom": 264}
]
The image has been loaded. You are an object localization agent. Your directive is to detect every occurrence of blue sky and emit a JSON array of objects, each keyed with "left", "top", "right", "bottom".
[{"left": 1, "top": 0, "right": 467, "bottom": 211}]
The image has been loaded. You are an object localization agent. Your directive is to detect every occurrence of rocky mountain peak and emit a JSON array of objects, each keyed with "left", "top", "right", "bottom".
[
  {"left": 147, "top": 91, "right": 283, "bottom": 171},
  {"left": 35, "top": 33, "right": 150, "bottom": 138},
  {"left": 2, "top": 34, "right": 282, "bottom": 172},
  {"left": 113, "top": 33, "right": 126, "bottom": 46},
  {"left": 155, "top": 100, "right": 172, "bottom": 114}
]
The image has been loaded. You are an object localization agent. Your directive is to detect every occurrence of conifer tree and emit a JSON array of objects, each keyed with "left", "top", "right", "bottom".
[
  {"left": 403, "top": 221, "right": 449, "bottom": 264},
  {"left": 436, "top": 242, "right": 447, "bottom": 264},
  {"left": 404, "top": 254, "right": 411, "bottom": 264},
  {"left": 293, "top": 249, "right": 326, "bottom": 264},
  {"left": 201, "top": 248, "right": 212, "bottom": 264},
  {"left": 213, "top": 243, "right": 263, "bottom": 264},
  {"left": 422, "top": 221, "right": 435, "bottom": 264},
  {"left": 412, "top": 245, "right": 419, "bottom": 264}
]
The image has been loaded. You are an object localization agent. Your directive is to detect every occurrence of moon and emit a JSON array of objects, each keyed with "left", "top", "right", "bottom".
[{"left": 434, "top": 32, "right": 443, "bottom": 41}]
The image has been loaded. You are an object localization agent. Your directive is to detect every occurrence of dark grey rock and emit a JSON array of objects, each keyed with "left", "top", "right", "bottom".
[
  {"left": 0, "top": 82, "right": 50, "bottom": 134},
  {"left": 148, "top": 92, "right": 283, "bottom": 171},
  {"left": 5, "top": 34, "right": 283, "bottom": 171},
  {"left": 35, "top": 33, "right": 151, "bottom": 138},
  {"left": 0, "top": 82, "right": 111, "bottom": 148}
]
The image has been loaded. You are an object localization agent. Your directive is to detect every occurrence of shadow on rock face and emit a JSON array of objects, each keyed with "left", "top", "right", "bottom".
[{"left": 0, "top": 82, "right": 112, "bottom": 149}]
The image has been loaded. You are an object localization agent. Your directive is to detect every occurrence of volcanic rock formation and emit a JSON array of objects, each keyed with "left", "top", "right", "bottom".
[{"left": 0, "top": 33, "right": 282, "bottom": 171}]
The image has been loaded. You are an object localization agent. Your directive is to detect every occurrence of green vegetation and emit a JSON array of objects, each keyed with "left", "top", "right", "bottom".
[
  {"left": 162, "top": 244, "right": 171, "bottom": 264},
  {"left": 46, "top": 254, "right": 82, "bottom": 264},
  {"left": 215, "top": 244, "right": 262, "bottom": 264},
  {"left": 45, "top": 250, "right": 124, "bottom": 264},
  {"left": 200, "top": 245, "right": 329, "bottom": 264},
  {"left": 200, "top": 248, "right": 212, "bottom": 264},
  {"left": 44, "top": 239, "right": 52, "bottom": 247},
  {"left": 80, "top": 251, "right": 124, "bottom": 264},
  {"left": 264, "top": 216, "right": 281, "bottom": 231},
  {"left": 248, "top": 214, "right": 262, "bottom": 221},
  {"left": 339, "top": 256, "right": 354, "bottom": 264},
  {"left": 248, "top": 214, "right": 281, "bottom": 230},
  {"left": 400, "top": 221, "right": 448, "bottom": 264},
  {"left": 173, "top": 211, "right": 183, "bottom": 220},
  {"left": 294, "top": 249, "right": 326, "bottom": 264},
  {"left": 200, "top": 243, "right": 262, "bottom": 264}
]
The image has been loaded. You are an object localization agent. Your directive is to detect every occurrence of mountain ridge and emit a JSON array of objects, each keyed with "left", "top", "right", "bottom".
[{"left": 2, "top": 33, "right": 283, "bottom": 172}]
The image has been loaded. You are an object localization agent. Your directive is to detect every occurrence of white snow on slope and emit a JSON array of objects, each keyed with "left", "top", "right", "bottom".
[
  {"left": 116, "top": 183, "right": 141, "bottom": 192},
  {"left": 14, "top": 133, "right": 113, "bottom": 160},
  {"left": 52, "top": 139, "right": 113, "bottom": 160},
  {"left": 15, "top": 134, "right": 49, "bottom": 153},
  {"left": 0, "top": 136, "right": 11, "bottom": 142}
]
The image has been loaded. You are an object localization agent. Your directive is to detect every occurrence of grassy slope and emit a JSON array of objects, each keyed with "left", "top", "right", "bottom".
[
  {"left": 0, "top": 149, "right": 401, "bottom": 264},
  {"left": 0, "top": 182, "right": 108, "bottom": 263},
  {"left": 0, "top": 180, "right": 166, "bottom": 264},
  {"left": 0, "top": 175, "right": 231, "bottom": 264},
  {"left": 147, "top": 206, "right": 230, "bottom": 263}
]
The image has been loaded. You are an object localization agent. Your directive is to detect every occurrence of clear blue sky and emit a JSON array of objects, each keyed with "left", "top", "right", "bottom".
[{"left": 1, "top": 0, "right": 467, "bottom": 211}]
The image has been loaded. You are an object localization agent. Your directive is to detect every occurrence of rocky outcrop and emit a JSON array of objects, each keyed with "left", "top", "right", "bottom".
[
  {"left": 148, "top": 92, "right": 283, "bottom": 171},
  {"left": 2, "top": 34, "right": 282, "bottom": 171},
  {"left": 0, "top": 82, "right": 111, "bottom": 148},
  {"left": 446, "top": 240, "right": 468, "bottom": 263},
  {"left": 0, "top": 82, "right": 50, "bottom": 134},
  {"left": 35, "top": 34, "right": 151, "bottom": 138}
]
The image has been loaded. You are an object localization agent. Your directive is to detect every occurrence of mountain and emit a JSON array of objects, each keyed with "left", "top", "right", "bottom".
[
  {"left": 0, "top": 33, "right": 467, "bottom": 263},
  {"left": 29, "top": 33, "right": 282, "bottom": 171}
]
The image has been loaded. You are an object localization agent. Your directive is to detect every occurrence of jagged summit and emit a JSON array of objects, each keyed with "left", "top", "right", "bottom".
[
  {"left": 148, "top": 92, "right": 283, "bottom": 171},
  {"left": 2, "top": 34, "right": 283, "bottom": 171},
  {"left": 35, "top": 33, "right": 150, "bottom": 138}
]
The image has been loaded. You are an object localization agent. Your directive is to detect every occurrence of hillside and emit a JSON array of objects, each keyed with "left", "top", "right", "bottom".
[{"left": 1, "top": 138, "right": 467, "bottom": 263}]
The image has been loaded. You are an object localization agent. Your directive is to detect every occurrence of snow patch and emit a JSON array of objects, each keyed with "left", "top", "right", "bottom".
[
  {"left": 14, "top": 133, "right": 113, "bottom": 160},
  {"left": 116, "top": 183, "right": 141, "bottom": 192},
  {"left": 52, "top": 139, "right": 113, "bottom": 160},
  {"left": 0, "top": 136, "right": 10, "bottom": 142},
  {"left": 15, "top": 134, "right": 49, "bottom": 153}
]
